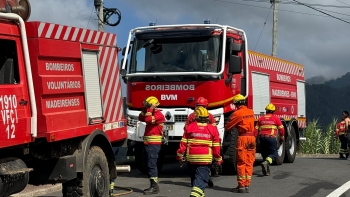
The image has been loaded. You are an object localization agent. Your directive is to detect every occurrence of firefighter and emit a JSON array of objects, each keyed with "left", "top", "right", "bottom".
[
  {"left": 185, "top": 97, "right": 218, "bottom": 186},
  {"left": 185, "top": 97, "right": 216, "bottom": 128},
  {"left": 335, "top": 116, "right": 348, "bottom": 158},
  {"left": 255, "top": 103, "right": 285, "bottom": 176},
  {"left": 138, "top": 96, "right": 165, "bottom": 195},
  {"left": 177, "top": 106, "right": 223, "bottom": 197},
  {"left": 224, "top": 94, "right": 256, "bottom": 193}
]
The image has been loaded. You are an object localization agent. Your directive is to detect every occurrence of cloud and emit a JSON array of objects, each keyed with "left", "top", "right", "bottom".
[
  {"left": 120, "top": 0, "right": 350, "bottom": 79},
  {"left": 29, "top": 0, "right": 97, "bottom": 30}
]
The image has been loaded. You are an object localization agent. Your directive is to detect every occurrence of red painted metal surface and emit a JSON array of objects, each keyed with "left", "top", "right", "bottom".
[{"left": 0, "top": 20, "right": 126, "bottom": 148}]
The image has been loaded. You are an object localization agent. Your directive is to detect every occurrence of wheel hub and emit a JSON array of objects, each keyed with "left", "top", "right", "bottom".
[{"left": 90, "top": 165, "right": 105, "bottom": 197}]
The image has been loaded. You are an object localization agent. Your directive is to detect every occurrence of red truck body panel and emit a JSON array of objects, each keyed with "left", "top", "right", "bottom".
[{"left": 0, "top": 21, "right": 126, "bottom": 148}]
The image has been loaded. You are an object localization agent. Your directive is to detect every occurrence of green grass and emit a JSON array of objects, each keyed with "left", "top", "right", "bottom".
[{"left": 299, "top": 119, "right": 341, "bottom": 154}]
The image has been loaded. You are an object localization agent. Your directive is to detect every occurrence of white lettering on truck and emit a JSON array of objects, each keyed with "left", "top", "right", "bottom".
[
  {"left": 46, "top": 98, "right": 80, "bottom": 109},
  {"left": 0, "top": 95, "right": 18, "bottom": 139},
  {"left": 145, "top": 84, "right": 195, "bottom": 91},
  {"left": 276, "top": 74, "right": 291, "bottom": 82},
  {"left": 272, "top": 89, "right": 297, "bottom": 98},
  {"left": 46, "top": 62, "right": 74, "bottom": 71},
  {"left": 47, "top": 81, "right": 81, "bottom": 90},
  {"left": 161, "top": 94, "right": 177, "bottom": 100}
]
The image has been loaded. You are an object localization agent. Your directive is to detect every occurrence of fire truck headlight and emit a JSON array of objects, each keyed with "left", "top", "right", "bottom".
[{"left": 214, "top": 116, "right": 221, "bottom": 125}]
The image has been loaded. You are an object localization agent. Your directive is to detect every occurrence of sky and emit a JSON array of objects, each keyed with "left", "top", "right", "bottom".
[{"left": 27, "top": 0, "right": 350, "bottom": 96}]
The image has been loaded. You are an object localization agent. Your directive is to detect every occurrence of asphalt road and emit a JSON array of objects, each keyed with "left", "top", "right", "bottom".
[{"left": 40, "top": 156, "right": 350, "bottom": 197}]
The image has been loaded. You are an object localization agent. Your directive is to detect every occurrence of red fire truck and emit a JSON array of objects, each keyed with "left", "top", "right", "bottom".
[
  {"left": 0, "top": 1, "right": 127, "bottom": 196},
  {"left": 120, "top": 21, "right": 306, "bottom": 174}
]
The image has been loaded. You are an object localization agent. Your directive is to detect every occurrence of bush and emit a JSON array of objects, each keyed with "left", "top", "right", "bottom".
[{"left": 299, "top": 119, "right": 341, "bottom": 154}]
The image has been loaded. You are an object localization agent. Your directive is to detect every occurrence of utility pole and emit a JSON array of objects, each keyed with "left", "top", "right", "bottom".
[
  {"left": 94, "top": 0, "right": 104, "bottom": 32},
  {"left": 272, "top": 0, "right": 278, "bottom": 57}
]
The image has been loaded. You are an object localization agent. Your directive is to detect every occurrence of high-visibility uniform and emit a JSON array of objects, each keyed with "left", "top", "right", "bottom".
[
  {"left": 255, "top": 114, "right": 285, "bottom": 164},
  {"left": 177, "top": 122, "right": 223, "bottom": 197},
  {"left": 185, "top": 112, "right": 216, "bottom": 127},
  {"left": 336, "top": 121, "right": 349, "bottom": 158},
  {"left": 225, "top": 105, "right": 256, "bottom": 188},
  {"left": 138, "top": 107, "right": 165, "bottom": 182}
]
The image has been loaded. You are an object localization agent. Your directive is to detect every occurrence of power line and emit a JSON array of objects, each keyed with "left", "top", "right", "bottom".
[
  {"left": 237, "top": 0, "right": 350, "bottom": 8},
  {"left": 290, "top": 0, "right": 350, "bottom": 25},
  {"left": 213, "top": 0, "right": 350, "bottom": 20},
  {"left": 336, "top": 0, "right": 350, "bottom": 7},
  {"left": 254, "top": 6, "right": 273, "bottom": 51}
]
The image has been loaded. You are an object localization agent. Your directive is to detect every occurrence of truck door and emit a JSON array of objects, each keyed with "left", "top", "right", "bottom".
[{"left": 0, "top": 38, "right": 32, "bottom": 148}]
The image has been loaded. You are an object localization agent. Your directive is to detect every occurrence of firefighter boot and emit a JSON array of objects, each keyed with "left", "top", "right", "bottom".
[
  {"left": 339, "top": 153, "right": 345, "bottom": 158},
  {"left": 261, "top": 161, "right": 268, "bottom": 176},
  {"left": 266, "top": 162, "right": 271, "bottom": 176},
  {"left": 144, "top": 179, "right": 160, "bottom": 195},
  {"left": 231, "top": 186, "right": 246, "bottom": 193},
  {"left": 208, "top": 177, "right": 214, "bottom": 188},
  {"left": 346, "top": 153, "right": 349, "bottom": 159}
]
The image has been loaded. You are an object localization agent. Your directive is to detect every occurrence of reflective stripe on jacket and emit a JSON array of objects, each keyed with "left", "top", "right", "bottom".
[
  {"left": 255, "top": 114, "right": 284, "bottom": 138},
  {"left": 138, "top": 107, "right": 165, "bottom": 145},
  {"left": 177, "top": 122, "right": 222, "bottom": 165}
]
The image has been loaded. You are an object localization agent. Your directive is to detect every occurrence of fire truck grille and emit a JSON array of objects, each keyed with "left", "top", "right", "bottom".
[
  {"left": 174, "top": 115, "right": 188, "bottom": 122},
  {"left": 127, "top": 117, "right": 137, "bottom": 127}
]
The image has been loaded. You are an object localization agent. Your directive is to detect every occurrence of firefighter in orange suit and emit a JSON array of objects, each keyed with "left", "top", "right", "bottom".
[
  {"left": 138, "top": 96, "right": 165, "bottom": 195},
  {"left": 177, "top": 106, "right": 223, "bottom": 197},
  {"left": 185, "top": 97, "right": 218, "bottom": 186},
  {"left": 335, "top": 117, "right": 348, "bottom": 158},
  {"left": 224, "top": 94, "right": 255, "bottom": 193},
  {"left": 185, "top": 97, "right": 216, "bottom": 128},
  {"left": 255, "top": 103, "right": 285, "bottom": 176}
]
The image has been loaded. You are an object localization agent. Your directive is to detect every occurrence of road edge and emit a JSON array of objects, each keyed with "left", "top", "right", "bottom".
[{"left": 10, "top": 184, "right": 62, "bottom": 197}]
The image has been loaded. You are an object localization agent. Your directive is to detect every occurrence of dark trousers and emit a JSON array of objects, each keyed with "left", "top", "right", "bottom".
[
  {"left": 339, "top": 135, "right": 348, "bottom": 154},
  {"left": 260, "top": 136, "right": 278, "bottom": 163},
  {"left": 142, "top": 144, "right": 161, "bottom": 178},
  {"left": 189, "top": 164, "right": 210, "bottom": 197}
]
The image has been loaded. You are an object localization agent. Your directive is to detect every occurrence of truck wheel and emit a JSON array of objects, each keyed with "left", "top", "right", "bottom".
[
  {"left": 134, "top": 143, "right": 164, "bottom": 174},
  {"left": 284, "top": 126, "right": 297, "bottom": 163},
  {"left": 275, "top": 140, "right": 285, "bottom": 165},
  {"left": 62, "top": 146, "right": 109, "bottom": 197},
  {"left": 221, "top": 128, "right": 238, "bottom": 175}
]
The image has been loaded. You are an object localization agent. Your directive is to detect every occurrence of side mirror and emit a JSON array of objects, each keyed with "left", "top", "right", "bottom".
[
  {"left": 230, "top": 42, "right": 242, "bottom": 53},
  {"left": 120, "top": 58, "right": 128, "bottom": 71},
  {"left": 228, "top": 55, "right": 241, "bottom": 74},
  {"left": 122, "top": 47, "right": 131, "bottom": 56}
]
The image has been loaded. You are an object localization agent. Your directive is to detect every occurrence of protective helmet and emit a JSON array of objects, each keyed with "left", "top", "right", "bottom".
[
  {"left": 196, "top": 97, "right": 209, "bottom": 108},
  {"left": 265, "top": 103, "right": 276, "bottom": 111},
  {"left": 144, "top": 96, "right": 160, "bottom": 107},
  {"left": 233, "top": 94, "right": 245, "bottom": 104},
  {"left": 195, "top": 106, "right": 209, "bottom": 118}
]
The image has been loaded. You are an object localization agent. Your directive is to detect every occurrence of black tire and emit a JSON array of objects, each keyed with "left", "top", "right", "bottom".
[
  {"left": 134, "top": 143, "right": 164, "bottom": 174},
  {"left": 221, "top": 128, "right": 238, "bottom": 175},
  {"left": 284, "top": 126, "right": 297, "bottom": 163},
  {"left": 134, "top": 143, "right": 146, "bottom": 174},
  {"left": 275, "top": 139, "right": 285, "bottom": 165},
  {"left": 62, "top": 146, "right": 109, "bottom": 197}
]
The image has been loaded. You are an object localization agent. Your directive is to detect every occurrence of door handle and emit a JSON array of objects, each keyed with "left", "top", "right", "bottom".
[{"left": 19, "top": 99, "right": 28, "bottom": 106}]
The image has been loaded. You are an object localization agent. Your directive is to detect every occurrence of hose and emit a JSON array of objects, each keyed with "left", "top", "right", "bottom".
[{"left": 111, "top": 185, "right": 133, "bottom": 196}]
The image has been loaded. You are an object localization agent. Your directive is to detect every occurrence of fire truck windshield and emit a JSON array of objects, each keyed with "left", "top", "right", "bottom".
[{"left": 129, "top": 36, "right": 222, "bottom": 74}]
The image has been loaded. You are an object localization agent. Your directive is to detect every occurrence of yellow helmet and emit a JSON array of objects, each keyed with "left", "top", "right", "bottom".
[
  {"left": 144, "top": 96, "right": 160, "bottom": 107},
  {"left": 195, "top": 106, "right": 209, "bottom": 118},
  {"left": 233, "top": 94, "right": 245, "bottom": 104},
  {"left": 265, "top": 103, "right": 276, "bottom": 111}
]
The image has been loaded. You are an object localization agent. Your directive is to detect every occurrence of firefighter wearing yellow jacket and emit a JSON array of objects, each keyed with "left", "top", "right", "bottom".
[
  {"left": 138, "top": 96, "right": 165, "bottom": 195},
  {"left": 177, "top": 106, "right": 223, "bottom": 197}
]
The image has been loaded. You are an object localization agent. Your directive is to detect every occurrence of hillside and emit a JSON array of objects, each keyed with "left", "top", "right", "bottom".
[{"left": 306, "top": 72, "right": 350, "bottom": 127}]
